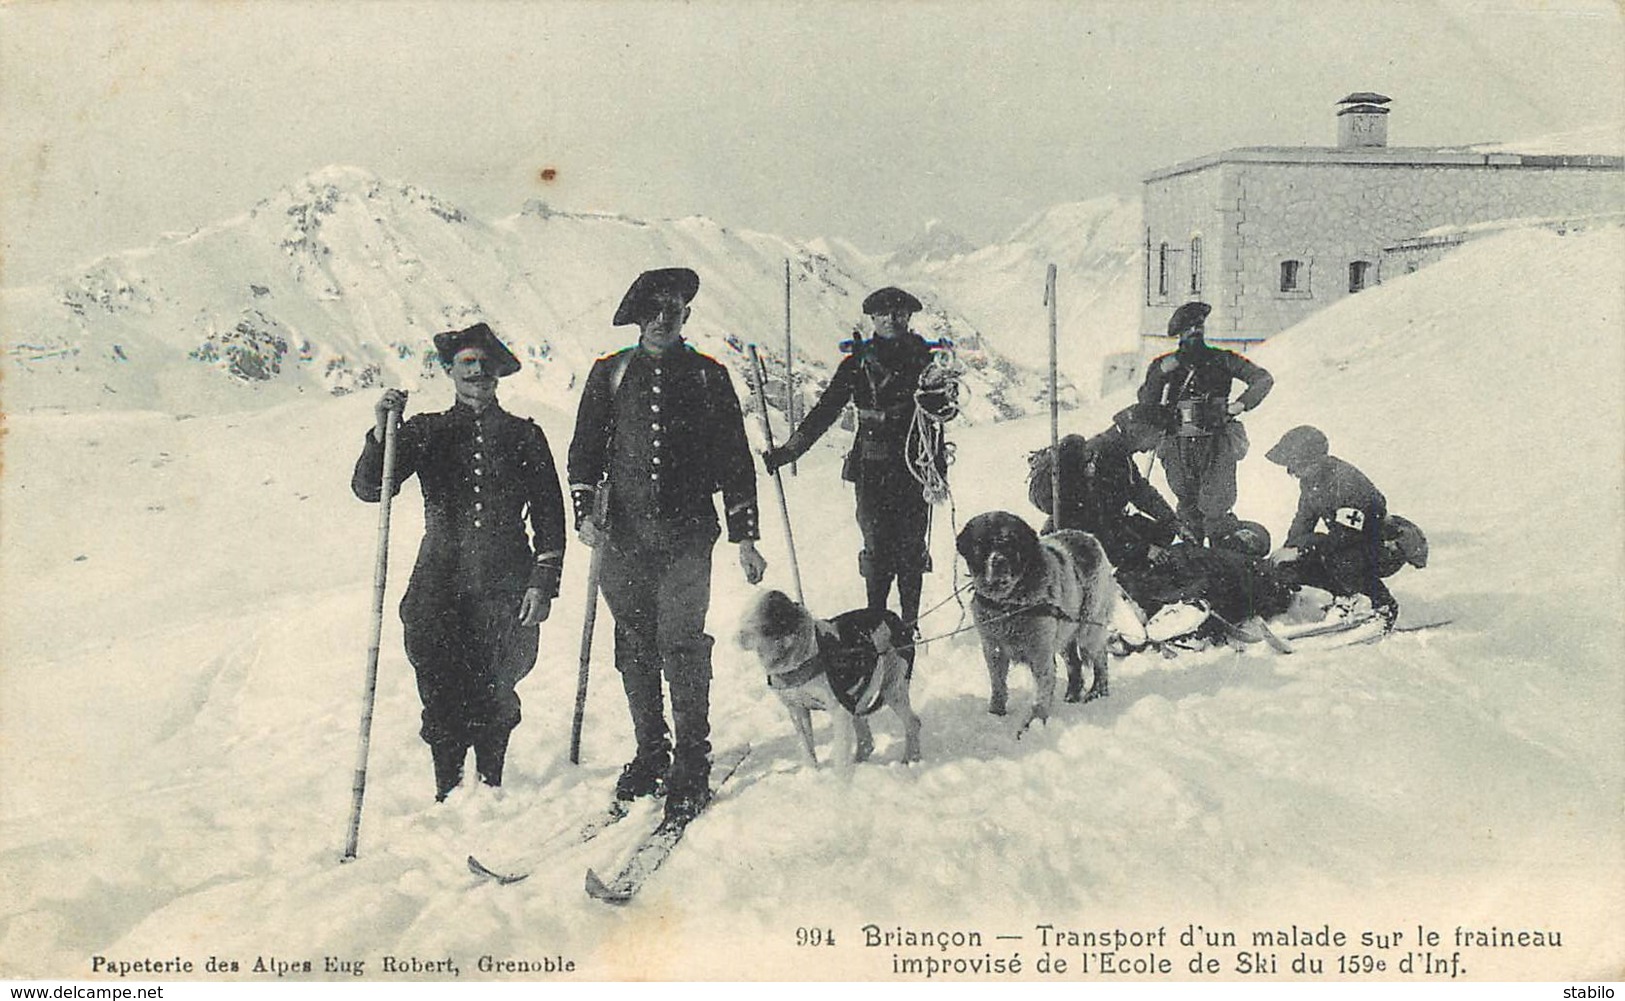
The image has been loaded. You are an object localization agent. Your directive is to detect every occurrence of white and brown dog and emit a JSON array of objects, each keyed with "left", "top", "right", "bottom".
[
  {"left": 736, "top": 589, "right": 922, "bottom": 773},
  {"left": 956, "top": 511, "right": 1116, "bottom": 735}
]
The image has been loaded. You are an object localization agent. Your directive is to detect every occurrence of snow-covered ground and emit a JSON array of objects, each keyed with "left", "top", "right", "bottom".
[{"left": 0, "top": 223, "right": 1620, "bottom": 983}]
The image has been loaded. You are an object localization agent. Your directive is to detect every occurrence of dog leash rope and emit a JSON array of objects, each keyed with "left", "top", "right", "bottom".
[{"left": 898, "top": 601, "right": 1111, "bottom": 653}]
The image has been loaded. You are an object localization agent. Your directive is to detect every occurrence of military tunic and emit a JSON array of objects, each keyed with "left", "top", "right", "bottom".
[
  {"left": 1138, "top": 342, "right": 1273, "bottom": 542},
  {"left": 566, "top": 344, "right": 760, "bottom": 785},
  {"left": 1281, "top": 454, "right": 1394, "bottom": 610},
  {"left": 352, "top": 401, "right": 566, "bottom": 747},
  {"left": 776, "top": 332, "right": 947, "bottom": 604}
]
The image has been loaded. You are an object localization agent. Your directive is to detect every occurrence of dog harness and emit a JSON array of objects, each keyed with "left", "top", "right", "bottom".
[{"left": 765, "top": 608, "right": 905, "bottom": 717}]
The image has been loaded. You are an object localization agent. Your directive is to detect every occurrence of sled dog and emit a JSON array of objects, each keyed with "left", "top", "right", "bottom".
[
  {"left": 736, "top": 589, "right": 922, "bottom": 773},
  {"left": 956, "top": 511, "right": 1115, "bottom": 734}
]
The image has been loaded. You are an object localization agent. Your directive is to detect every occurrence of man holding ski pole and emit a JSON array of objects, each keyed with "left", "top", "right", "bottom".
[
  {"left": 762, "top": 286, "right": 956, "bottom": 665},
  {"left": 352, "top": 323, "right": 566, "bottom": 803},
  {"left": 567, "top": 267, "right": 765, "bottom": 826}
]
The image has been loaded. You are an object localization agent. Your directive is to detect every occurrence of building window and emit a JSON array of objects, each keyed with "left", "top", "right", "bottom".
[
  {"left": 1157, "top": 243, "right": 1170, "bottom": 298},
  {"left": 1276, "top": 258, "right": 1312, "bottom": 299},
  {"left": 1349, "top": 260, "right": 1373, "bottom": 293},
  {"left": 1189, "top": 236, "right": 1203, "bottom": 294}
]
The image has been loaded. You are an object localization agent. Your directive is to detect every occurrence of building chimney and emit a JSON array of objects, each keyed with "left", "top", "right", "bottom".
[{"left": 1337, "top": 92, "right": 1391, "bottom": 148}]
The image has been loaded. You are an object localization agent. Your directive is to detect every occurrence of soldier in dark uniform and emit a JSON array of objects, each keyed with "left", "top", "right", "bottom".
[
  {"left": 1030, "top": 402, "right": 1183, "bottom": 573},
  {"left": 1266, "top": 424, "right": 1399, "bottom": 627},
  {"left": 567, "top": 268, "right": 766, "bottom": 825},
  {"left": 1137, "top": 301, "right": 1273, "bottom": 544},
  {"left": 352, "top": 323, "right": 566, "bottom": 802},
  {"left": 762, "top": 287, "right": 953, "bottom": 653}
]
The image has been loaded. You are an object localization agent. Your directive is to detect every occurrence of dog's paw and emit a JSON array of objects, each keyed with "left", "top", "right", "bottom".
[
  {"left": 1080, "top": 686, "right": 1108, "bottom": 704},
  {"left": 1015, "top": 707, "right": 1048, "bottom": 739},
  {"left": 987, "top": 699, "right": 1007, "bottom": 717}
]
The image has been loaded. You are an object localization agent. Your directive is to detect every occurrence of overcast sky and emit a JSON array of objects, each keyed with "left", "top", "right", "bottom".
[{"left": 2, "top": 0, "right": 1621, "bottom": 287}]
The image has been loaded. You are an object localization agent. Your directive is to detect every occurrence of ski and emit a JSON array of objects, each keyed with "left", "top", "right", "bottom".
[
  {"left": 584, "top": 744, "right": 751, "bottom": 905},
  {"left": 467, "top": 796, "right": 639, "bottom": 885}
]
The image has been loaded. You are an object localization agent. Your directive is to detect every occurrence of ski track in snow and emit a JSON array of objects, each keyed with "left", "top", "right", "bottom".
[{"left": 1, "top": 224, "right": 1621, "bottom": 979}]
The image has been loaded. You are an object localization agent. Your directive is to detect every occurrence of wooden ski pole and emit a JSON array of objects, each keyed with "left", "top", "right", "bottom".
[
  {"left": 749, "top": 343, "right": 805, "bottom": 603},
  {"left": 343, "top": 402, "right": 400, "bottom": 862},
  {"left": 784, "top": 259, "right": 797, "bottom": 477},
  {"left": 569, "top": 490, "right": 609, "bottom": 765},
  {"left": 1045, "top": 263, "right": 1061, "bottom": 521}
]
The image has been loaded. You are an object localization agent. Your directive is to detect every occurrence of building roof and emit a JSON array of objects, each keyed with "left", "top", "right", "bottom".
[
  {"left": 1144, "top": 146, "right": 1625, "bottom": 183},
  {"left": 1339, "top": 92, "right": 1392, "bottom": 105}
]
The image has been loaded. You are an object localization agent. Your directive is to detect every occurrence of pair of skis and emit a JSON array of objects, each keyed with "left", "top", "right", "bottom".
[
  {"left": 467, "top": 744, "right": 751, "bottom": 903},
  {"left": 1208, "top": 608, "right": 1452, "bottom": 653}
]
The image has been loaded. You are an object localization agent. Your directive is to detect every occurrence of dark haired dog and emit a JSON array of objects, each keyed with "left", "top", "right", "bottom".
[
  {"left": 736, "top": 590, "right": 922, "bottom": 773},
  {"left": 956, "top": 511, "right": 1115, "bottom": 735}
]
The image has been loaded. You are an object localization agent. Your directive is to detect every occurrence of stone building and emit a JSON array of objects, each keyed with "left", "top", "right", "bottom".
[{"left": 1140, "top": 93, "right": 1625, "bottom": 346}]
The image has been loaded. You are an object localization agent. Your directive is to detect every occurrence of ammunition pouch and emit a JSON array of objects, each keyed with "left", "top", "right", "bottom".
[{"left": 1174, "top": 398, "right": 1230, "bottom": 438}]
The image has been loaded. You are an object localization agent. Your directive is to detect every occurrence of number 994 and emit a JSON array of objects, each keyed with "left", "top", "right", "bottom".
[{"left": 795, "top": 927, "right": 835, "bottom": 947}]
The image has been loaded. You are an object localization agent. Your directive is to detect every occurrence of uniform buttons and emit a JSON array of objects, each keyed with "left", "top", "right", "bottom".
[
  {"left": 651, "top": 422, "right": 661, "bottom": 431},
  {"left": 474, "top": 452, "right": 484, "bottom": 461},
  {"left": 475, "top": 502, "right": 484, "bottom": 512},
  {"left": 474, "top": 485, "right": 482, "bottom": 493},
  {"left": 474, "top": 519, "right": 483, "bottom": 528},
  {"left": 653, "top": 456, "right": 661, "bottom": 465},
  {"left": 652, "top": 385, "right": 662, "bottom": 394},
  {"left": 652, "top": 404, "right": 661, "bottom": 414}
]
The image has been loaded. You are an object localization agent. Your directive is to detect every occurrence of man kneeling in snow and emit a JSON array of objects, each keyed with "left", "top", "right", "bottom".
[{"left": 1265, "top": 425, "right": 1399, "bottom": 629}]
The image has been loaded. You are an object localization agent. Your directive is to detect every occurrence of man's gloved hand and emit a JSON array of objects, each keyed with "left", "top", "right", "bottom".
[{"left": 762, "top": 447, "right": 791, "bottom": 474}]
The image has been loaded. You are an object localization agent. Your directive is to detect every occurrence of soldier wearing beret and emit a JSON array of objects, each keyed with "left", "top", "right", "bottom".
[
  {"left": 1137, "top": 301, "right": 1273, "bottom": 544},
  {"left": 763, "top": 287, "right": 954, "bottom": 658},
  {"left": 352, "top": 323, "right": 566, "bottom": 802},
  {"left": 1266, "top": 425, "right": 1399, "bottom": 627},
  {"left": 568, "top": 268, "right": 766, "bottom": 825}
]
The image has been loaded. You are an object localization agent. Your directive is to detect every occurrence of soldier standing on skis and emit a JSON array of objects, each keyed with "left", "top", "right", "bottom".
[
  {"left": 1266, "top": 424, "right": 1399, "bottom": 628},
  {"left": 762, "top": 287, "right": 955, "bottom": 659},
  {"left": 352, "top": 323, "right": 566, "bottom": 803},
  {"left": 568, "top": 267, "right": 766, "bottom": 826},
  {"left": 1137, "top": 301, "right": 1273, "bottom": 544},
  {"left": 1030, "top": 402, "right": 1182, "bottom": 573}
]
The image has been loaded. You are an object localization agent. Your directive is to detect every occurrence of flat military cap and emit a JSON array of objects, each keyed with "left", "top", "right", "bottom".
[
  {"left": 861, "top": 286, "right": 923, "bottom": 316},
  {"left": 613, "top": 267, "right": 700, "bottom": 326},
  {"left": 433, "top": 322, "right": 521, "bottom": 377},
  {"left": 1168, "top": 301, "right": 1212, "bottom": 337}
]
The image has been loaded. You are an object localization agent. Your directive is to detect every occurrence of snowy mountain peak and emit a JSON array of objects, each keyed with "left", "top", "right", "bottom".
[{"left": 886, "top": 217, "right": 979, "bottom": 268}]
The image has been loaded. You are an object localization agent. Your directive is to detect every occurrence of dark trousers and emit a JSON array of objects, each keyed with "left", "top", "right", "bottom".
[
  {"left": 854, "top": 462, "right": 930, "bottom": 628},
  {"left": 401, "top": 588, "right": 539, "bottom": 749},
  {"left": 1157, "top": 424, "right": 1246, "bottom": 543},
  {"left": 1291, "top": 533, "right": 1396, "bottom": 610},
  {"left": 598, "top": 523, "right": 717, "bottom": 790}
]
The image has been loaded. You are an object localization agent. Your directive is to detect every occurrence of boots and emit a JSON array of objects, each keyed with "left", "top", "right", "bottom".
[
  {"left": 662, "top": 751, "right": 712, "bottom": 825},
  {"left": 430, "top": 742, "right": 466, "bottom": 802},
  {"left": 474, "top": 731, "right": 510, "bottom": 788},
  {"left": 615, "top": 744, "right": 670, "bottom": 801}
]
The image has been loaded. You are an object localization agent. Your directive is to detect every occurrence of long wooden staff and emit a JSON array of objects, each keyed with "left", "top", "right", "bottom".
[
  {"left": 1045, "top": 264, "right": 1061, "bottom": 520},
  {"left": 569, "top": 490, "right": 609, "bottom": 765},
  {"left": 749, "top": 343, "right": 805, "bottom": 603},
  {"left": 343, "top": 404, "right": 400, "bottom": 861}
]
